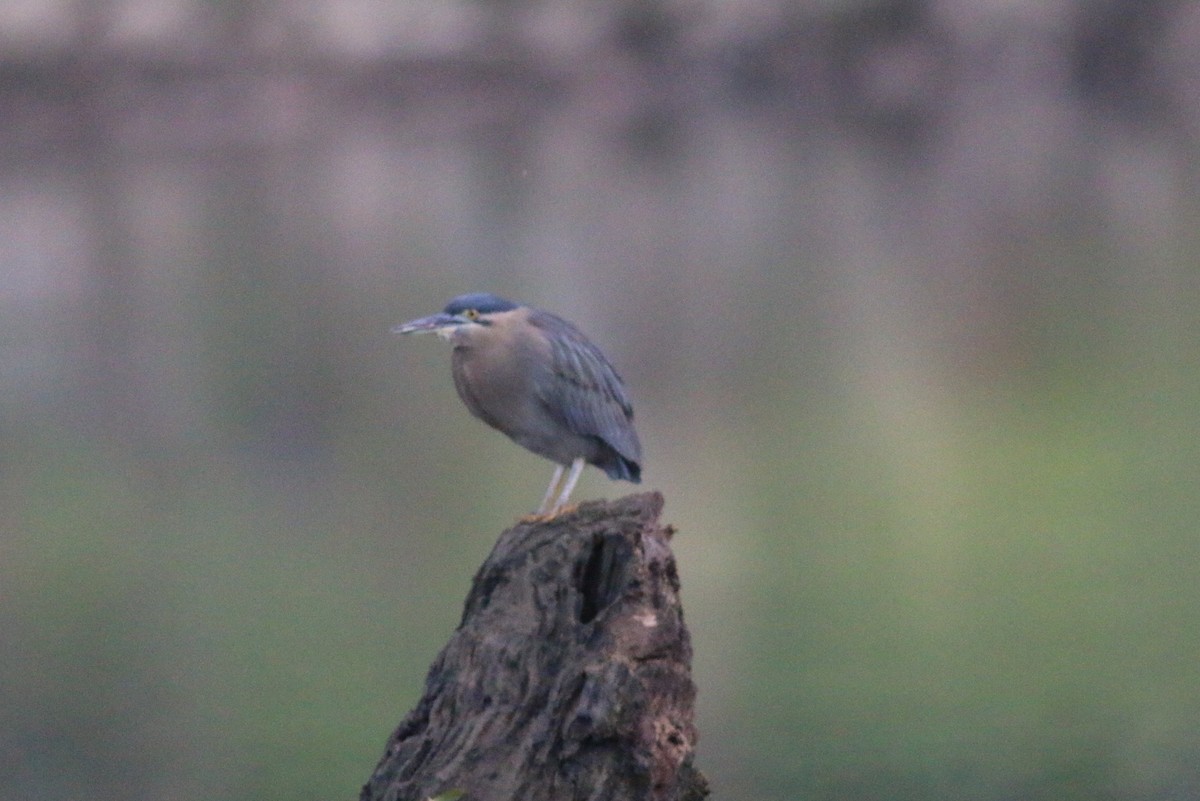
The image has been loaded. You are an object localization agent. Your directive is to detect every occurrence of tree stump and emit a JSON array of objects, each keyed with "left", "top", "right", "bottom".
[{"left": 360, "top": 491, "right": 709, "bottom": 801}]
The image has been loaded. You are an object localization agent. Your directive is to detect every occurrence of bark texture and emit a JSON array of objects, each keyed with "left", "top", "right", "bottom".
[{"left": 360, "top": 491, "right": 708, "bottom": 801}]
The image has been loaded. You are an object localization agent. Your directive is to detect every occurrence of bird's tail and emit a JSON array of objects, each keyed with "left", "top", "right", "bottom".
[{"left": 603, "top": 453, "right": 641, "bottom": 484}]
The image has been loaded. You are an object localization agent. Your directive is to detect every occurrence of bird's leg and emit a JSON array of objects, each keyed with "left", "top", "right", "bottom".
[
  {"left": 548, "top": 457, "right": 586, "bottom": 516},
  {"left": 536, "top": 464, "right": 566, "bottom": 516}
]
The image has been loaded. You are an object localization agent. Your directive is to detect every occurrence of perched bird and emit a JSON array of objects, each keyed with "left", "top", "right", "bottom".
[{"left": 394, "top": 293, "right": 642, "bottom": 516}]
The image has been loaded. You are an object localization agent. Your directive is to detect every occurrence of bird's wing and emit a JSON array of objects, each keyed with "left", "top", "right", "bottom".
[{"left": 531, "top": 312, "right": 641, "bottom": 463}]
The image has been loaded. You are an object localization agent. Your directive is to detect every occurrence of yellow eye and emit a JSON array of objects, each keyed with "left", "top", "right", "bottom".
[{"left": 464, "top": 309, "right": 479, "bottom": 320}]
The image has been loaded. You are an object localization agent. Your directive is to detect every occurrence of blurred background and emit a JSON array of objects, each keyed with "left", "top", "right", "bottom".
[{"left": 2, "top": 0, "right": 1199, "bottom": 799}]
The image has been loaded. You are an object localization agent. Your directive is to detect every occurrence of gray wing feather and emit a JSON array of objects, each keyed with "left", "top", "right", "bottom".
[{"left": 531, "top": 312, "right": 641, "bottom": 463}]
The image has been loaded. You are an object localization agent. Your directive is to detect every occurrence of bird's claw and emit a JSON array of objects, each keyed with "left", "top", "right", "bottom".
[{"left": 519, "top": 503, "right": 579, "bottom": 524}]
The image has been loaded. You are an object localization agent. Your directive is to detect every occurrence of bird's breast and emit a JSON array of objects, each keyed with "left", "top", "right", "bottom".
[{"left": 451, "top": 341, "right": 540, "bottom": 433}]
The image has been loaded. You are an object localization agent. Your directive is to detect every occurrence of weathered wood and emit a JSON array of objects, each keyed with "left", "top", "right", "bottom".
[{"left": 360, "top": 492, "right": 708, "bottom": 801}]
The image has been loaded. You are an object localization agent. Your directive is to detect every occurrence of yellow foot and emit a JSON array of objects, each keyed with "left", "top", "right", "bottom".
[{"left": 518, "top": 503, "right": 579, "bottom": 524}]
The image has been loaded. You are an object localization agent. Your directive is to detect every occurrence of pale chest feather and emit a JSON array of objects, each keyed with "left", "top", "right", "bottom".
[{"left": 451, "top": 336, "right": 544, "bottom": 432}]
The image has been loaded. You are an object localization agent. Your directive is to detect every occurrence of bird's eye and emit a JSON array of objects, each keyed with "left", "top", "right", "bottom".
[{"left": 464, "top": 309, "right": 479, "bottom": 320}]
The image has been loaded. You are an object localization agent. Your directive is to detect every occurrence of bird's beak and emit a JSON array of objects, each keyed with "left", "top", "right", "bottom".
[{"left": 392, "top": 312, "right": 467, "bottom": 336}]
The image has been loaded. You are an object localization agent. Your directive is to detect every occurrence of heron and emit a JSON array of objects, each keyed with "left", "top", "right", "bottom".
[{"left": 394, "top": 293, "right": 641, "bottom": 516}]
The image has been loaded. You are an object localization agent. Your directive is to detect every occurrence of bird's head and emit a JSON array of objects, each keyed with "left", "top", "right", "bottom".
[{"left": 393, "top": 293, "right": 521, "bottom": 342}]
